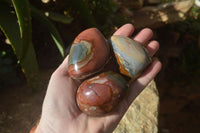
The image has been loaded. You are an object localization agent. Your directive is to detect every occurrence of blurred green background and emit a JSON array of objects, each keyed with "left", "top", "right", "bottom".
[{"left": 0, "top": 0, "right": 200, "bottom": 133}]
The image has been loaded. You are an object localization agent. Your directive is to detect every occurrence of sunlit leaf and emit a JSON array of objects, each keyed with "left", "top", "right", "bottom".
[
  {"left": 0, "top": 2, "right": 22, "bottom": 55},
  {"left": 11, "top": 0, "right": 40, "bottom": 89},
  {"left": 31, "top": 5, "right": 65, "bottom": 58},
  {"left": 0, "top": 1, "right": 40, "bottom": 89}
]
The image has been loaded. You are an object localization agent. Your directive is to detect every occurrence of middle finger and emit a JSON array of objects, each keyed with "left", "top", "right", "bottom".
[{"left": 133, "top": 28, "right": 153, "bottom": 45}]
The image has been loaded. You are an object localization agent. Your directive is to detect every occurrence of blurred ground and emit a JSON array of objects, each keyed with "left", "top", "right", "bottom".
[{"left": 0, "top": 69, "right": 52, "bottom": 133}]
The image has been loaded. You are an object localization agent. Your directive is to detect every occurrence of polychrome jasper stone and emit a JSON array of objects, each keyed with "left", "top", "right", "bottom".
[
  {"left": 68, "top": 28, "right": 110, "bottom": 79},
  {"left": 109, "top": 35, "right": 151, "bottom": 79},
  {"left": 67, "top": 28, "right": 152, "bottom": 116},
  {"left": 76, "top": 71, "right": 128, "bottom": 116}
]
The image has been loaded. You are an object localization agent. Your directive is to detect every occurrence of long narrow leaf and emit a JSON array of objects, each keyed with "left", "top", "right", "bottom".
[
  {"left": 0, "top": 1, "right": 40, "bottom": 89},
  {"left": 11, "top": 0, "right": 40, "bottom": 89},
  {"left": 0, "top": 2, "right": 22, "bottom": 56},
  {"left": 12, "top": 0, "right": 32, "bottom": 60},
  {"left": 30, "top": 5, "right": 65, "bottom": 58}
]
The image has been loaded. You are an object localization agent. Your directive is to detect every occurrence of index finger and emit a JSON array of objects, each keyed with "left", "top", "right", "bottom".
[{"left": 113, "top": 23, "right": 134, "bottom": 37}]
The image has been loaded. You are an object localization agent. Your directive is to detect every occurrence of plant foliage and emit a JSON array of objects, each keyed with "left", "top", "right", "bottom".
[{"left": 0, "top": 0, "right": 70, "bottom": 89}]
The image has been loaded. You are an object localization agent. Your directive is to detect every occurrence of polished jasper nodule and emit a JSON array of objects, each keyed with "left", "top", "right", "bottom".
[
  {"left": 67, "top": 28, "right": 151, "bottom": 116},
  {"left": 109, "top": 35, "right": 151, "bottom": 79},
  {"left": 68, "top": 28, "right": 110, "bottom": 79},
  {"left": 76, "top": 71, "right": 128, "bottom": 116}
]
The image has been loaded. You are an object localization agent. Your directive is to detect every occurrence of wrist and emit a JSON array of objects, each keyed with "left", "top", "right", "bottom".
[
  {"left": 32, "top": 119, "right": 58, "bottom": 133},
  {"left": 30, "top": 121, "right": 43, "bottom": 133},
  {"left": 30, "top": 126, "right": 37, "bottom": 133}
]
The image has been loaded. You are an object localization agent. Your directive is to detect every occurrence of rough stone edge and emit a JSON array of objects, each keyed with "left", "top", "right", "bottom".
[{"left": 113, "top": 80, "right": 159, "bottom": 133}]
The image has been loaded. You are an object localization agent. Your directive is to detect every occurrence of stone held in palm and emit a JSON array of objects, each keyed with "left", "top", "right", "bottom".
[
  {"left": 76, "top": 71, "right": 128, "bottom": 116},
  {"left": 68, "top": 28, "right": 152, "bottom": 116},
  {"left": 68, "top": 28, "right": 110, "bottom": 79},
  {"left": 109, "top": 35, "right": 151, "bottom": 80}
]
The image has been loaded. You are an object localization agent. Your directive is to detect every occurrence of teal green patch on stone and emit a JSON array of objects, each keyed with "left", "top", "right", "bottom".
[
  {"left": 106, "top": 71, "right": 128, "bottom": 90},
  {"left": 68, "top": 43, "right": 88, "bottom": 66}
]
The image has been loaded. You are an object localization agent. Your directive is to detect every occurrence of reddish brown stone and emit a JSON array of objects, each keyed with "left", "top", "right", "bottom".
[
  {"left": 68, "top": 28, "right": 110, "bottom": 79},
  {"left": 76, "top": 71, "right": 128, "bottom": 116}
]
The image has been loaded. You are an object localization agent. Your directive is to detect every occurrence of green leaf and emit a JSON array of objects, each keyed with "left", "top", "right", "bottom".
[
  {"left": 12, "top": 0, "right": 32, "bottom": 59},
  {"left": 11, "top": 0, "right": 40, "bottom": 89},
  {"left": 30, "top": 5, "right": 65, "bottom": 58},
  {"left": 0, "top": 2, "right": 22, "bottom": 56},
  {"left": 0, "top": 1, "right": 40, "bottom": 89}
]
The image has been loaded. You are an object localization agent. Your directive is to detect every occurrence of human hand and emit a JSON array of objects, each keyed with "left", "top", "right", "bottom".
[{"left": 33, "top": 24, "right": 162, "bottom": 133}]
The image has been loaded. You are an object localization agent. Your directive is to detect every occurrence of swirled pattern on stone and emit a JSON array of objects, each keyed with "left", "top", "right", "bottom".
[
  {"left": 76, "top": 71, "right": 128, "bottom": 116},
  {"left": 67, "top": 28, "right": 153, "bottom": 116},
  {"left": 109, "top": 35, "right": 151, "bottom": 79},
  {"left": 68, "top": 28, "right": 110, "bottom": 79}
]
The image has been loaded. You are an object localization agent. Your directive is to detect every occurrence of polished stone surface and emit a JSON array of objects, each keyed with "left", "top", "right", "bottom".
[
  {"left": 110, "top": 35, "right": 151, "bottom": 79},
  {"left": 76, "top": 71, "right": 128, "bottom": 116},
  {"left": 68, "top": 28, "right": 110, "bottom": 79}
]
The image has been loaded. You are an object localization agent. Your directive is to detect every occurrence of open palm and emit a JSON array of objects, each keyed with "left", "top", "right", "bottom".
[{"left": 34, "top": 24, "right": 162, "bottom": 133}]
